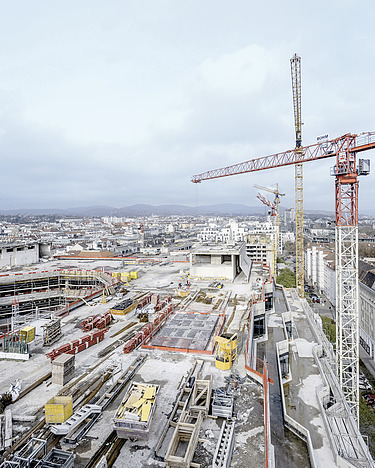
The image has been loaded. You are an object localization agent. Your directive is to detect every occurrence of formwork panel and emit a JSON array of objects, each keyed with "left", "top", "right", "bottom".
[{"left": 148, "top": 312, "right": 220, "bottom": 352}]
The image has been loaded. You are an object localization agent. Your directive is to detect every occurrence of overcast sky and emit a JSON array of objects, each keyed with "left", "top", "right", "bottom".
[{"left": 0, "top": 1, "right": 374, "bottom": 212}]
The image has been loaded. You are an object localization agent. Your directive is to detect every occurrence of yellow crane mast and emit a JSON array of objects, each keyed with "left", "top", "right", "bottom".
[{"left": 290, "top": 54, "right": 304, "bottom": 297}]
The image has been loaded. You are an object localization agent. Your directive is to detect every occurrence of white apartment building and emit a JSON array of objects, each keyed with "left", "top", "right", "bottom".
[
  {"left": 358, "top": 261, "right": 375, "bottom": 359},
  {"left": 307, "top": 248, "right": 375, "bottom": 362}
]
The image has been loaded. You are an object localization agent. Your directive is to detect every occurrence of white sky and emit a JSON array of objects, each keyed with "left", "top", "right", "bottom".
[{"left": 0, "top": 0, "right": 374, "bottom": 212}]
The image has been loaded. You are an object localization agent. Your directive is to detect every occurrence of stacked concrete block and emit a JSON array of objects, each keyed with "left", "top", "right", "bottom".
[{"left": 52, "top": 353, "right": 75, "bottom": 385}]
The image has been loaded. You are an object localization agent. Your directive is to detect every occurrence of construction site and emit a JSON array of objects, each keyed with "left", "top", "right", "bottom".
[{"left": 0, "top": 53, "right": 375, "bottom": 468}]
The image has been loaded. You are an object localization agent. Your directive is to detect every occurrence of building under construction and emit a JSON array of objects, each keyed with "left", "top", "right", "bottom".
[{"left": 0, "top": 269, "right": 120, "bottom": 331}]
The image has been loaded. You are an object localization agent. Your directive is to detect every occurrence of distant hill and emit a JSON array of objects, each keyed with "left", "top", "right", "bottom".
[
  {"left": 0, "top": 204, "right": 372, "bottom": 217},
  {"left": 0, "top": 204, "right": 265, "bottom": 217}
]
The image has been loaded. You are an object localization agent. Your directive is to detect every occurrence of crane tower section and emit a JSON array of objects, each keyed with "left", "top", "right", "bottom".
[
  {"left": 333, "top": 134, "right": 370, "bottom": 423},
  {"left": 290, "top": 54, "right": 304, "bottom": 298}
]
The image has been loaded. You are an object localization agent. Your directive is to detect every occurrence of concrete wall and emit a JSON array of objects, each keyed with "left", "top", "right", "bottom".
[
  {"left": 0, "top": 243, "right": 40, "bottom": 268},
  {"left": 190, "top": 262, "right": 234, "bottom": 280}
]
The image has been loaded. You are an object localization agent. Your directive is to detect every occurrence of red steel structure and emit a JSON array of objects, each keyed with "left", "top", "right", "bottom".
[
  {"left": 256, "top": 192, "right": 277, "bottom": 277},
  {"left": 192, "top": 131, "right": 375, "bottom": 421}
]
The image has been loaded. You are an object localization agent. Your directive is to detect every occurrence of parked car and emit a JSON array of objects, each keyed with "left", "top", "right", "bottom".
[{"left": 309, "top": 294, "right": 320, "bottom": 303}]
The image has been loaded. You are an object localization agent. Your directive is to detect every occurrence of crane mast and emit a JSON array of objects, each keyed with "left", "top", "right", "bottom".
[{"left": 290, "top": 54, "right": 304, "bottom": 298}]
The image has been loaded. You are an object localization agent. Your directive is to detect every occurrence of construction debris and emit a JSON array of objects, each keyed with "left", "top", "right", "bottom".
[{"left": 113, "top": 382, "right": 159, "bottom": 440}]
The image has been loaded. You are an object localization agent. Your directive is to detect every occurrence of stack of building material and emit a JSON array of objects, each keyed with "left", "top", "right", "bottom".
[
  {"left": 211, "top": 389, "right": 234, "bottom": 418},
  {"left": 151, "top": 294, "right": 159, "bottom": 305},
  {"left": 136, "top": 294, "right": 152, "bottom": 309},
  {"left": 81, "top": 311, "right": 112, "bottom": 332},
  {"left": 113, "top": 382, "right": 159, "bottom": 440},
  {"left": 154, "top": 295, "right": 172, "bottom": 312},
  {"left": 123, "top": 303, "right": 173, "bottom": 353},
  {"left": 0, "top": 332, "right": 29, "bottom": 360},
  {"left": 46, "top": 329, "right": 107, "bottom": 361},
  {"left": 42, "top": 319, "right": 62, "bottom": 346},
  {"left": 121, "top": 272, "right": 130, "bottom": 283},
  {"left": 45, "top": 396, "right": 73, "bottom": 424},
  {"left": 52, "top": 353, "right": 75, "bottom": 385},
  {"left": 110, "top": 298, "right": 136, "bottom": 315}
]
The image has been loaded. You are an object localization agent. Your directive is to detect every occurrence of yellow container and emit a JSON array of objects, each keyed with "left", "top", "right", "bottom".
[
  {"left": 45, "top": 396, "right": 73, "bottom": 424},
  {"left": 20, "top": 326, "right": 35, "bottom": 343},
  {"left": 130, "top": 271, "right": 139, "bottom": 279},
  {"left": 175, "top": 289, "right": 189, "bottom": 298}
]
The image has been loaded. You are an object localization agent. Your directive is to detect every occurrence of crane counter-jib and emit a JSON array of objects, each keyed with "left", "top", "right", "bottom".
[{"left": 191, "top": 132, "right": 375, "bottom": 183}]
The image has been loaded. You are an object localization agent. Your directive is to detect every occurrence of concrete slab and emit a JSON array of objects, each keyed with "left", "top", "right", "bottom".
[{"left": 149, "top": 312, "right": 220, "bottom": 351}]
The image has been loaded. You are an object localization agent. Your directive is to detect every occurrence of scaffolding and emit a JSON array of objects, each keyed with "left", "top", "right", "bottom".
[{"left": 0, "top": 269, "right": 119, "bottom": 330}]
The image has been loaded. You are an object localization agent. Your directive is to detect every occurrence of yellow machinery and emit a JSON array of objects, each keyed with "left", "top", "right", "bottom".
[
  {"left": 214, "top": 333, "right": 238, "bottom": 370},
  {"left": 101, "top": 289, "right": 107, "bottom": 304}
]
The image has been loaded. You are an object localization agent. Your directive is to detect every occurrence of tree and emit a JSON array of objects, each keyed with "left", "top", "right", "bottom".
[{"left": 276, "top": 268, "right": 296, "bottom": 288}]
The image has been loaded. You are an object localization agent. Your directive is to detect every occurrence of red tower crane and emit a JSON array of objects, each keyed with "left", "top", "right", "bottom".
[
  {"left": 192, "top": 131, "right": 375, "bottom": 422},
  {"left": 256, "top": 192, "right": 277, "bottom": 277}
]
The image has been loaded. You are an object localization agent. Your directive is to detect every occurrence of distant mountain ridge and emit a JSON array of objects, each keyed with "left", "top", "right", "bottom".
[
  {"left": 0, "top": 203, "right": 264, "bottom": 217},
  {"left": 0, "top": 203, "right": 371, "bottom": 217}
]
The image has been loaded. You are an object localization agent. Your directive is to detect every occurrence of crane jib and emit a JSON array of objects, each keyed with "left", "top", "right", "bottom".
[{"left": 191, "top": 132, "right": 375, "bottom": 183}]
